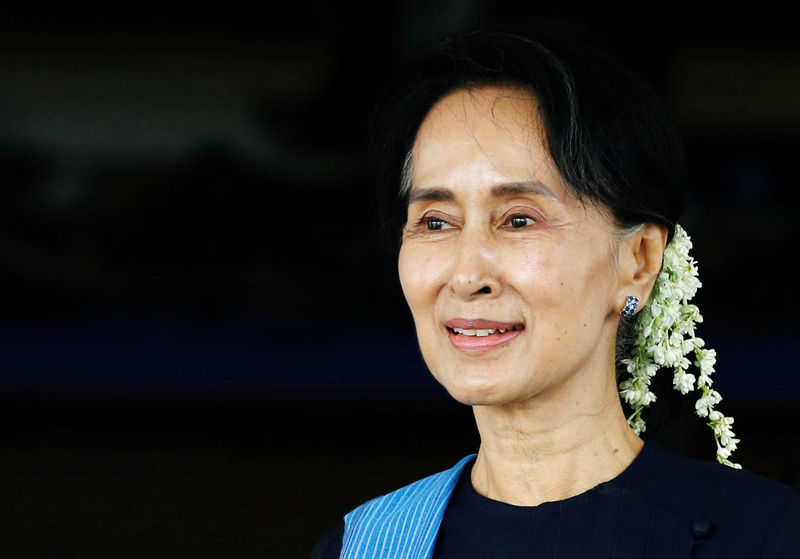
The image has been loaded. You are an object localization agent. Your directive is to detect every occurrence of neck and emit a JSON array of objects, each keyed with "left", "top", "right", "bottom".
[{"left": 470, "top": 376, "right": 642, "bottom": 506}]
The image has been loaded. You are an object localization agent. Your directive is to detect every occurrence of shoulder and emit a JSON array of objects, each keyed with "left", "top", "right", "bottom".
[
  {"left": 623, "top": 443, "right": 800, "bottom": 556},
  {"left": 344, "top": 454, "right": 476, "bottom": 525},
  {"left": 309, "top": 522, "right": 344, "bottom": 559},
  {"left": 338, "top": 455, "right": 475, "bottom": 559},
  {"left": 630, "top": 443, "right": 799, "bottom": 512},
  {"left": 309, "top": 463, "right": 467, "bottom": 559}
]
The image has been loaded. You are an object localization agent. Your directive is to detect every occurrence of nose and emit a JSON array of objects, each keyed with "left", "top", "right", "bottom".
[{"left": 449, "top": 228, "right": 502, "bottom": 300}]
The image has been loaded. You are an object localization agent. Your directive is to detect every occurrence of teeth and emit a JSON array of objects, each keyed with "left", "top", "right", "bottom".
[
  {"left": 498, "top": 329, "right": 506, "bottom": 333},
  {"left": 451, "top": 328, "right": 500, "bottom": 336}
]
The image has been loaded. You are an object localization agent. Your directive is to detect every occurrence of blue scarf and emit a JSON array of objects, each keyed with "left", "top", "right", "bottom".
[{"left": 340, "top": 455, "right": 475, "bottom": 559}]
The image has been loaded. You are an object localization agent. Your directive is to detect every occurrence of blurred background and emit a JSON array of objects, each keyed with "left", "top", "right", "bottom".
[{"left": 1, "top": 4, "right": 798, "bottom": 558}]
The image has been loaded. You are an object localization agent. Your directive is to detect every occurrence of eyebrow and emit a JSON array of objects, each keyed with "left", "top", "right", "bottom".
[
  {"left": 407, "top": 181, "right": 559, "bottom": 205},
  {"left": 491, "top": 181, "right": 559, "bottom": 201},
  {"left": 406, "top": 187, "right": 455, "bottom": 204}
]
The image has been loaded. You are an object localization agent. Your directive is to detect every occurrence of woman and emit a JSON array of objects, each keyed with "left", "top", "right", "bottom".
[{"left": 312, "top": 22, "right": 800, "bottom": 558}]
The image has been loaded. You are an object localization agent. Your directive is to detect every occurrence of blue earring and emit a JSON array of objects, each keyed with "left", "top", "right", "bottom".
[{"left": 620, "top": 295, "right": 639, "bottom": 318}]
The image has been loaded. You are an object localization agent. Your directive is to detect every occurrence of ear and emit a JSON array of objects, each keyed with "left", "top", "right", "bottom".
[{"left": 617, "top": 223, "right": 669, "bottom": 312}]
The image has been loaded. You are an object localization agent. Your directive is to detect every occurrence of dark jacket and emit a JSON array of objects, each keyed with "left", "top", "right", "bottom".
[{"left": 312, "top": 443, "right": 800, "bottom": 558}]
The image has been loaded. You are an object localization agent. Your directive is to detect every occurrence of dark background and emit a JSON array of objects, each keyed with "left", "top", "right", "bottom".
[{"left": 1, "top": 4, "right": 799, "bottom": 558}]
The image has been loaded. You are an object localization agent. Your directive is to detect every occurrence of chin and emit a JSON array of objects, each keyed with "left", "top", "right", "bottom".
[
  {"left": 437, "top": 374, "right": 513, "bottom": 407},
  {"left": 434, "top": 364, "right": 552, "bottom": 408}
]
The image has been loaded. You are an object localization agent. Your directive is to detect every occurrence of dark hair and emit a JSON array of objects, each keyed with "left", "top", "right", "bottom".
[
  {"left": 372, "top": 20, "right": 684, "bottom": 243},
  {"left": 372, "top": 20, "right": 694, "bottom": 448}
]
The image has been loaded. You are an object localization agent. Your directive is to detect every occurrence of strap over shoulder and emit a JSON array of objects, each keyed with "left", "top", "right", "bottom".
[{"left": 340, "top": 455, "right": 476, "bottom": 559}]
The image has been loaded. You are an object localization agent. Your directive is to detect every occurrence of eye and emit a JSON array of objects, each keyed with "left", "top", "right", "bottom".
[
  {"left": 506, "top": 214, "right": 536, "bottom": 229},
  {"left": 423, "top": 216, "right": 453, "bottom": 231}
]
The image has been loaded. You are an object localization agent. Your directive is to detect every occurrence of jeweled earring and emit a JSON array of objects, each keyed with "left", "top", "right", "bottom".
[{"left": 620, "top": 295, "right": 639, "bottom": 318}]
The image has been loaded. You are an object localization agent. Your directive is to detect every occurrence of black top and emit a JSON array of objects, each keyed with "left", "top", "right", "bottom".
[{"left": 311, "top": 443, "right": 800, "bottom": 558}]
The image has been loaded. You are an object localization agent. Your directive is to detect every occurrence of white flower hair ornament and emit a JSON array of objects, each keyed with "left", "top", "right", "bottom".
[{"left": 619, "top": 225, "right": 741, "bottom": 468}]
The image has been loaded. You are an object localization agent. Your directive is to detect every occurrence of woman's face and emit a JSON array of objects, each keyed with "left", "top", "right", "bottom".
[{"left": 398, "top": 86, "right": 627, "bottom": 407}]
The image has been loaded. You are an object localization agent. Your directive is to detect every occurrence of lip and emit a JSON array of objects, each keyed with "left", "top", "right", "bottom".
[
  {"left": 444, "top": 318, "right": 522, "bottom": 330},
  {"left": 444, "top": 318, "right": 525, "bottom": 353}
]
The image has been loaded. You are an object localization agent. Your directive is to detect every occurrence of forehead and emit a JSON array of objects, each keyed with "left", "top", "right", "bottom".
[
  {"left": 417, "top": 85, "right": 542, "bottom": 145},
  {"left": 411, "top": 86, "right": 558, "bottom": 192}
]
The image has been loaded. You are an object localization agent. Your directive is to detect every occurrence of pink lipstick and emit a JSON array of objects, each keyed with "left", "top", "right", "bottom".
[{"left": 444, "top": 318, "right": 525, "bottom": 353}]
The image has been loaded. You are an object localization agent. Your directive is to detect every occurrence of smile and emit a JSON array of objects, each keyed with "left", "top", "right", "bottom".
[
  {"left": 444, "top": 319, "right": 525, "bottom": 353},
  {"left": 450, "top": 324, "right": 525, "bottom": 336}
]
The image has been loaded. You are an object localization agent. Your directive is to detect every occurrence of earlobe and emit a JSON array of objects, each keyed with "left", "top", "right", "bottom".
[
  {"left": 619, "top": 223, "right": 669, "bottom": 307},
  {"left": 620, "top": 295, "right": 639, "bottom": 318}
]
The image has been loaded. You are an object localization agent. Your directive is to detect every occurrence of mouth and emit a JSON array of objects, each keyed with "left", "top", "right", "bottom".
[
  {"left": 444, "top": 319, "right": 525, "bottom": 353},
  {"left": 447, "top": 324, "right": 525, "bottom": 336}
]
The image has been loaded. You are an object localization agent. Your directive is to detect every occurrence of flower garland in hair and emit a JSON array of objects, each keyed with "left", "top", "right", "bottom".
[{"left": 619, "top": 225, "right": 741, "bottom": 468}]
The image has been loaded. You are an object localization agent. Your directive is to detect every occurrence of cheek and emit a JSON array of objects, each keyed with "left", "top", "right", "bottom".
[
  {"left": 505, "top": 242, "right": 566, "bottom": 303},
  {"left": 506, "top": 240, "right": 605, "bottom": 325},
  {"left": 398, "top": 245, "right": 437, "bottom": 309}
]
